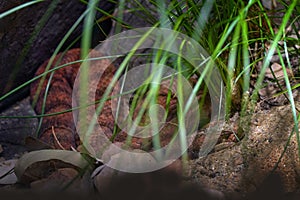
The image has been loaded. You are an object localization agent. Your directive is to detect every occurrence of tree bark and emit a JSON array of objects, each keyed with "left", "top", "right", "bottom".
[{"left": 0, "top": 0, "right": 115, "bottom": 111}]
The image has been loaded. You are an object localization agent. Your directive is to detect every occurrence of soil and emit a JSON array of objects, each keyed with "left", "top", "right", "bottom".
[
  {"left": 0, "top": 95, "right": 300, "bottom": 199},
  {"left": 188, "top": 103, "right": 300, "bottom": 198}
]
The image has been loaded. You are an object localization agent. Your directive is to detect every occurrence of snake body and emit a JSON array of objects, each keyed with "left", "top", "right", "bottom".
[{"left": 30, "top": 48, "right": 197, "bottom": 151}]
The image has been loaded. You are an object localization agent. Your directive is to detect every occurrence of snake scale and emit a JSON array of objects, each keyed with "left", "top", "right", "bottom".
[{"left": 30, "top": 48, "right": 211, "bottom": 154}]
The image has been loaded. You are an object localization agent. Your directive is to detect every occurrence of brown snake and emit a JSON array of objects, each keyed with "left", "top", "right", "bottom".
[{"left": 30, "top": 48, "right": 210, "bottom": 154}]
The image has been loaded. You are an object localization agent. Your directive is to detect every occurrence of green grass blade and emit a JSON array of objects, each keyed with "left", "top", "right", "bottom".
[{"left": 0, "top": 0, "right": 44, "bottom": 19}]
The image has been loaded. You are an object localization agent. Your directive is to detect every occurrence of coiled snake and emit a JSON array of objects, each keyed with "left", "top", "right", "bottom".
[{"left": 30, "top": 48, "right": 211, "bottom": 156}]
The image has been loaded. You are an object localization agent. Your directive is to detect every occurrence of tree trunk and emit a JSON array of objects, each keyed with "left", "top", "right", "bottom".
[{"left": 0, "top": 0, "right": 115, "bottom": 111}]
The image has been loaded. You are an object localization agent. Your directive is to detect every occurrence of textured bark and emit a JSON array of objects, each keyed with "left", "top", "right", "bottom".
[{"left": 0, "top": 0, "right": 115, "bottom": 111}]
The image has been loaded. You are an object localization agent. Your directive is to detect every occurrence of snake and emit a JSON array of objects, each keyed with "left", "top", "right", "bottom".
[{"left": 30, "top": 48, "right": 211, "bottom": 155}]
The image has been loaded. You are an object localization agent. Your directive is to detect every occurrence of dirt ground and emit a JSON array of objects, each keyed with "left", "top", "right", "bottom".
[
  {"left": 0, "top": 95, "right": 300, "bottom": 199},
  {"left": 188, "top": 102, "right": 300, "bottom": 198}
]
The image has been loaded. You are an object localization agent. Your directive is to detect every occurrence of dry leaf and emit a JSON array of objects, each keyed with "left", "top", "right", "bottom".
[
  {"left": 265, "top": 63, "right": 293, "bottom": 80},
  {"left": 14, "top": 150, "right": 92, "bottom": 184}
]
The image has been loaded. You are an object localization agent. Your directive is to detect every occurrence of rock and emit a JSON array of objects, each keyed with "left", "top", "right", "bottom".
[
  {"left": 0, "top": 159, "right": 18, "bottom": 185},
  {"left": 0, "top": 97, "right": 37, "bottom": 159}
]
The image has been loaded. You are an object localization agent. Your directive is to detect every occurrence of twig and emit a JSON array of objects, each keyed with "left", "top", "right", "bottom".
[{"left": 51, "top": 126, "right": 65, "bottom": 150}]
